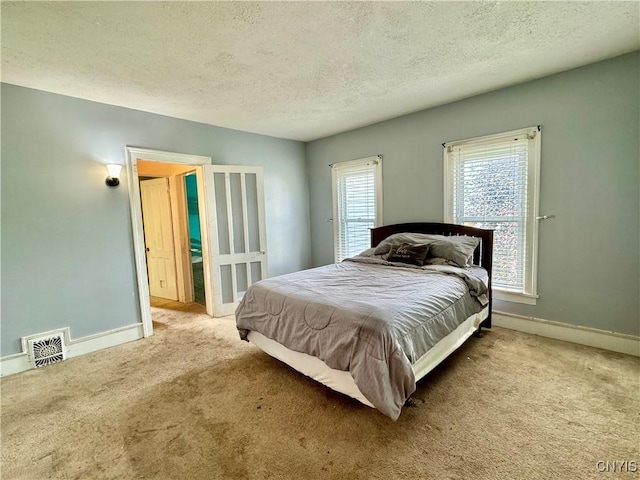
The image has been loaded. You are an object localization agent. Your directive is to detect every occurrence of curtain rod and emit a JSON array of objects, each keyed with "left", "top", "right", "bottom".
[
  {"left": 442, "top": 125, "right": 541, "bottom": 149},
  {"left": 329, "top": 154, "right": 382, "bottom": 168}
]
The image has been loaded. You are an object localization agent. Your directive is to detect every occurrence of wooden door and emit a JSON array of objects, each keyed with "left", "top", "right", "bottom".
[{"left": 140, "top": 178, "right": 179, "bottom": 300}]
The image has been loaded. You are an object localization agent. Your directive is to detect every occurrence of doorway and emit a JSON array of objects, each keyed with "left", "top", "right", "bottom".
[
  {"left": 137, "top": 161, "right": 205, "bottom": 310},
  {"left": 126, "top": 148, "right": 213, "bottom": 337},
  {"left": 126, "top": 147, "right": 268, "bottom": 338},
  {"left": 184, "top": 172, "right": 205, "bottom": 306}
]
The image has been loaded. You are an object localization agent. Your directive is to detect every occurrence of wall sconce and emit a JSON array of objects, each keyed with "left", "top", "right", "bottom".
[{"left": 105, "top": 164, "right": 123, "bottom": 187}]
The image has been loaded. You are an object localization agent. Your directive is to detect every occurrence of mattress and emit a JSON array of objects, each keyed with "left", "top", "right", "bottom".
[
  {"left": 246, "top": 306, "right": 488, "bottom": 409},
  {"left": 236, "top": 258, "right": 489, "bottom": 419}
]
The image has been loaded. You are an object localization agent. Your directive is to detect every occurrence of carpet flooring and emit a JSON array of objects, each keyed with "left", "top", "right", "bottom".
[{"left": 1, "top": 306, "right": 638, "bottom": 480}]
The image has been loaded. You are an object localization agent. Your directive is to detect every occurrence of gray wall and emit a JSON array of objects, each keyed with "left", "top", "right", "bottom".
[
  {"left": 1, "top": 84, "right": 311, "bottom": 356},
  {"left": 306, "top": 52, "right": 639, "bottom": 336},
  {"left": 2, "top": 52, "right": 638, "bottom": 358}
]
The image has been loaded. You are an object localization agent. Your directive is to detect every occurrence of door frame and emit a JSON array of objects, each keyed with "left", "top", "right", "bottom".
[
  {"left": 125, "top": 147, "right": 212, "bottom": 337},
  {"left": 137, "top": 162, "right": 200, "bottom": 304}
]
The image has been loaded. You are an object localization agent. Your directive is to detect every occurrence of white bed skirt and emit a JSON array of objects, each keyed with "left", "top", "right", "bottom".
[{"left": 247, "top": 307, "right": 489, "bottom": 409}]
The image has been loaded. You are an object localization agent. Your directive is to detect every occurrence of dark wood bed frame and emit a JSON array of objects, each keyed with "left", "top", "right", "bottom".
[{"left": 370, "top": 222, "right": 493, "bottom": 329}]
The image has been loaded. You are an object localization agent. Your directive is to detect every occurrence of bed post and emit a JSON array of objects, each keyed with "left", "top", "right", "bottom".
[{"left": 482, "top": 229, "right": 493, "bottom": 329}]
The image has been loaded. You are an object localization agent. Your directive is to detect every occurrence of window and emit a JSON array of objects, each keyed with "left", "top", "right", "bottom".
[
  {"left": 444, "top": 126, "right": 541, "bottom": 304},
  {"left": 332, "top": 155, "right": 383, "bottom": 262}
]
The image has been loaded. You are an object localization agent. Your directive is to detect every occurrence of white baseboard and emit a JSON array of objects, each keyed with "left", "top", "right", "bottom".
[
  {"left": 0, "top": 323, "right": 145, "bottom": 377},
  {"left": 492, "top": 311, "right": 640, "bottom": 357}
]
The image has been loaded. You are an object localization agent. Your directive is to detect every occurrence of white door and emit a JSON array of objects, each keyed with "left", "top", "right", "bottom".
[
  {"left": 140, "top": 178, "right": 179, "bottom": 300},
  {"left": 202, "top": 165, "right": 267, "bottom": 317}
]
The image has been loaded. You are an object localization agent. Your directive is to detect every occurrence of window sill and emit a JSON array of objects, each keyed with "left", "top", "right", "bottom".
[{"left": 493, "top": 289, "right": 538, "bottom": 306}]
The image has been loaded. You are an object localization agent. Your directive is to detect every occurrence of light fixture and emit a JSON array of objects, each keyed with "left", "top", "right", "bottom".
[{"left": 105, "top": 164, "right": 123, "bottom": 187}]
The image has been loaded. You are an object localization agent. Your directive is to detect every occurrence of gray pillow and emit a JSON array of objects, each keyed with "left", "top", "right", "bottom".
[
  {"left": 373, "top": 232, "right": 436, "bottom": 255},
  {"left": 373, "top": 232, "right": 479, "bottom": 267},
  {"left": 429, "top": 235, "right": 479, "bottom": 267}
]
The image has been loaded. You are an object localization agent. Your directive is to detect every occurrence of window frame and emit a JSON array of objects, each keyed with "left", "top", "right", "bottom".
[
  {"left": 331, "top": 155, "right": 383, "bottom": 263},
  {"left": 443, "top": 126, "right": 541, "bottom": 305}
]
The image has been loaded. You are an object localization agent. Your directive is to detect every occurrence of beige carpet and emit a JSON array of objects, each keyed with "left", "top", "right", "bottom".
[{"left": 1, "top": 305, "right": 638, "bottom": 480}]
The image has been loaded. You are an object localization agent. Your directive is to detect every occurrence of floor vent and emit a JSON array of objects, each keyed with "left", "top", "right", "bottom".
[{"left": 27, "top": 334, "right": 66, "bottom": 368}]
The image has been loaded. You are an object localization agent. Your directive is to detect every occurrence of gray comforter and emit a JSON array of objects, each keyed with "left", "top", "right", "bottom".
[{"left": 235, "top": 255, "right": 488, "bottom": 420}]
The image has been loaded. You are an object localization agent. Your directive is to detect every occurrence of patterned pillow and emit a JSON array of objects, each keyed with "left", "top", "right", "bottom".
[
  {"left": 423, "top": 257, "right": 457, "bottom": 266},
  {"left": 373, "top": 233, "right": 434, "bottom": 255},
  {"left": 386, "top": 243, "right": 431, "bottom": 266}
]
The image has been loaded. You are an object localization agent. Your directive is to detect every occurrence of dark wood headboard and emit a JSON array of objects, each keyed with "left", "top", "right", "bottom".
[{"left": 371, "top": 222, "right": 493, "bottom": 327}]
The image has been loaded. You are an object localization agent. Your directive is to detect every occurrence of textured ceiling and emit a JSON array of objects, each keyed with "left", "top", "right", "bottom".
[{"left": 2, "top": 2, "right": 639, "bottom": 141}]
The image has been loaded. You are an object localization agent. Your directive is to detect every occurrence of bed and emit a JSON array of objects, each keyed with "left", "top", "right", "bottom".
[{"left": 235, "top": 222, "right": 493, "bottom": 420}]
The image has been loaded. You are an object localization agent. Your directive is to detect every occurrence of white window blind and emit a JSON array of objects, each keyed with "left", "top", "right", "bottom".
[
  {"left": 444, "top": 127, "right": 541, "bottom": 301},
  {"left": 332, "top": 156, "right": 382, "bottom": 262}
]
